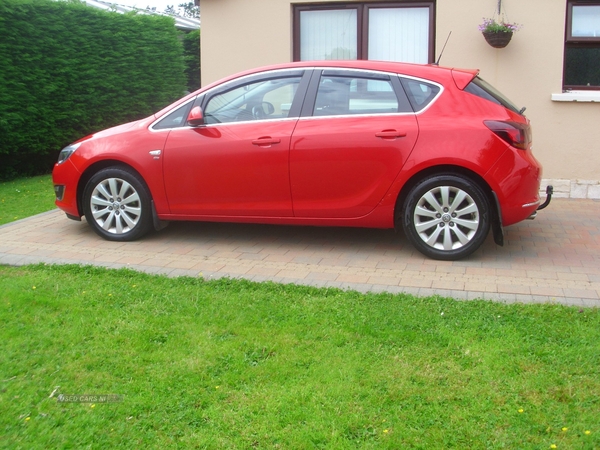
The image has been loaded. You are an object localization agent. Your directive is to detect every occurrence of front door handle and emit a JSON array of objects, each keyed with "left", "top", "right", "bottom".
[
  {"left": 375, "top": 130, "right": 407, "bottom": 140},
  {"left": 252, "top": 137, "right": 281, "bottom": 147}
]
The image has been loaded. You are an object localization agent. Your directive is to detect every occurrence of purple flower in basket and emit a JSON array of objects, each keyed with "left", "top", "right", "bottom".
[{"left": 479, "top": 18, "right": 521, "bottom": 33}]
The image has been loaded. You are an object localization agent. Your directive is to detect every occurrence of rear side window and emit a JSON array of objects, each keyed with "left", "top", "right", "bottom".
[
  {"left": 464, "top": 76, "right": 521, "bottom": 114},
  {"left": 399, "top": 77, "right": 441, "bottom": 112},
  {"left": 313, "top": 75, "right": 402, "bottom": 116}
]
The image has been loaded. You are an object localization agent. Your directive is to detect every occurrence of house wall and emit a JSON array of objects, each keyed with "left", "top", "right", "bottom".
[{"left": 199, "top": 0, "right": 600, "bottom": 198}]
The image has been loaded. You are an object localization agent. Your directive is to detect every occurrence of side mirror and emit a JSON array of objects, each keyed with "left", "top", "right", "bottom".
[{"left": 187, "top": 106, "right": 205, "bottom": 127}]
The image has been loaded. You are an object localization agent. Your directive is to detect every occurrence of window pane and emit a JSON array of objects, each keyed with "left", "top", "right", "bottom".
[
  {"left": 564, "top": 46, "right": 600, "bottom": 87},
  {"left": 572, "top": 5, "right": 600, "bottom": 37},
  {"left": 300, "top": 10, "right": 357, "bottom": 60},
  {"left": 400, "top": 78, "right": 441, "bottom": 112},
  {"left": 314, "top": 76, "right": 399, "bottom": 116},
  {"left": 205, "top": 77, "right": 302, "bottom": 124},
  {"left": 368, "top": 7, "right": 430, "bottom": 63},
  {"left": 153, "top": 101, "right": 194, "bottom": 129}
]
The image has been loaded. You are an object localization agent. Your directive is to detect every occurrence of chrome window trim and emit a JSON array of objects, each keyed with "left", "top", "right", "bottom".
[
  {"left": 314, "top": 67, "right": 393, "bottom": 78},
  {"left": 165, "top": 116, "right": 301, "bottom": 130},
  {"left": 298, "top": 111, "right": 415, "bottom": 121},
  {"left": 148, "top": 66, "right": 445, "bottom": 131},
  {"left": 203, "top": 68, "right": 309, "bottom": 94},
  {"left": 151, "top": 68, "right": 311, "bottom": 132}
]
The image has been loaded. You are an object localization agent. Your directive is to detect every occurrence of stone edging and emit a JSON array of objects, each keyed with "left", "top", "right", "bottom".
[{"left": 541, "top": 179, "right": 600, "bottom": 199}]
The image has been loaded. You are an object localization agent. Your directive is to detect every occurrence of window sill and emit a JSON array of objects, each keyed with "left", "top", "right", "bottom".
[{"left": 551, "top": 91, "right": 600, "bottom": 102}]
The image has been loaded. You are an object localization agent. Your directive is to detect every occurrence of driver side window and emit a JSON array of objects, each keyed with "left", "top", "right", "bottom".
[{"left": 204, "top": 76, "right": 302, "bottom": 124}]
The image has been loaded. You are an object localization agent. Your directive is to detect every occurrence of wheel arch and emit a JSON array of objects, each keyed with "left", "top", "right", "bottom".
[
  {"left": 393, "top": 165, "right": 502, "bottom": 242},
  {"left": 76, "top": 160, "right": 152, "bottom": 217}
]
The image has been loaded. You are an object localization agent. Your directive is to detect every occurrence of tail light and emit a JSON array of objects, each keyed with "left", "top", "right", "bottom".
[{"left": 484, "top": 120, "right": 531, "bottom": 150}]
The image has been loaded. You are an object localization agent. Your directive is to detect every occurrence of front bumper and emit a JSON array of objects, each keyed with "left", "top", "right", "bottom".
[{"left": 52, "top": 159, "right": 82, "bottom": 218}]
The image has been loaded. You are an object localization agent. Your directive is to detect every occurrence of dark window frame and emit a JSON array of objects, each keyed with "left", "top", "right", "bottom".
[
  {"left": 564, "top": 0, "right": 600, "bottom": 90},
  {"left": 292, "top": 2, "right": 436, "bottom": 63}
]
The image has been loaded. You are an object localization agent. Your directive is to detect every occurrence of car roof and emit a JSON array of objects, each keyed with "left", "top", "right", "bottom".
[{"left": 198, "top": 60, "right": 478, "bottom": 92}]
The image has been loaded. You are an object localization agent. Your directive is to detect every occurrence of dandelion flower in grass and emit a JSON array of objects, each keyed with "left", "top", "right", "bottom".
[
  {"left": 32, "top": 286, "right": 36, "bottom": 290},
  {"left": 562, "top": 427, "right": 568, "bottom": 432},
  {"left": 518, "top": 408, "right": 524, "bottom": 413},
  {"left": 585, "top": 430, "right": 591, "bottom": 435},
  {"left": 25, "top": 417, "right": 30, "bottom": 421},
  {"left": 550, "top": 445, "right": 557, "bottom": 449},
  {"left": 383, "top": 429, "right": 389, "bottom": 434}
]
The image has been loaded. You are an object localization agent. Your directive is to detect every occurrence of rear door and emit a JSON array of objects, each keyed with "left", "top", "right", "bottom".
[{"left": 289, "top": 69, "right": 419, "bottom": 218}]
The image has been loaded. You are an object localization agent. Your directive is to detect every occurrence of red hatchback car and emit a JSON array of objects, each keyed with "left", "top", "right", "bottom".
[{"left": 52, "top": 60, "right": 551, "bottom": 260}]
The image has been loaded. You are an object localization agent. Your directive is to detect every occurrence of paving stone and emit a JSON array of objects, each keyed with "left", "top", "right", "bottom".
[{"left": 1, "top": 200, "right": 600, "bottom": 307}]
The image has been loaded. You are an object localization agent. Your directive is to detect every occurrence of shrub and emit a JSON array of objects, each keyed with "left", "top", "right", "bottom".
[
  {"left": 0, "top": 0, "right": 187, "bottom": 180},
  {"left": 183, "top": 29, "right": 201, "bottom": 92}
]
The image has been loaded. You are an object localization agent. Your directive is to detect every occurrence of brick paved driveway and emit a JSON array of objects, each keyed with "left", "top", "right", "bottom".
[{"left": 1, "top": 198, "right": 599, "bottom": 306}]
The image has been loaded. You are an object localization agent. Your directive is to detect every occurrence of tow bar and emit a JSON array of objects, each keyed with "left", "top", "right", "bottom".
[{"left": 537, "top": 185, "right": 553, "bottom": 210}]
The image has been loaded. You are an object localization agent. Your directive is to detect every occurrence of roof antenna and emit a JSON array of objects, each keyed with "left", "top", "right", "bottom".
[{"left": 434, "top": 31, "right": 452, "bottom": 66}]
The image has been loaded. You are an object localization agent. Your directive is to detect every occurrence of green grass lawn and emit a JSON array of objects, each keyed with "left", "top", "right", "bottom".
[
  {"left": 0, "top": 174, "right": 55, "bottom": 226},
  {"left": 1, "top": 264, "right": 599, "bottom": 449},
  {"left": 0, "top": 177, "right": 599, "bottom": 448}
]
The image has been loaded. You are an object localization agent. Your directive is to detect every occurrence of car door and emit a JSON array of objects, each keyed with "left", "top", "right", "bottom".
[
  {"left": 162, "top": 70, "right": 309, "bottom": 217},
  {"left": 289, "top": 69, "right": 419, "bottom": 218}
]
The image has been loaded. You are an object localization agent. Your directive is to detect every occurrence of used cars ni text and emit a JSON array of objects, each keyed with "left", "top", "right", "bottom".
[{"left": 52, "top": 60, "right": 551, "bottom": 260}]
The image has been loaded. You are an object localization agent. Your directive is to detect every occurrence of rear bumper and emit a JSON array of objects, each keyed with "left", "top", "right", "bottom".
[{"left": 485, "top": 147, "right": 543, "bottom": 227}]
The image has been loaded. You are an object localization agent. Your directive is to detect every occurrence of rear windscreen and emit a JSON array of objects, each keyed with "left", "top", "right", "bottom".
[{"left": 464, "top": 76, "right": 522, "bottom": 115}]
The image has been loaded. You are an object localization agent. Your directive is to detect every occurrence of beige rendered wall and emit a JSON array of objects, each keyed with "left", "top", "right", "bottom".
[{"left": 199, "top": 0, "right": 600, "bottom": 195}]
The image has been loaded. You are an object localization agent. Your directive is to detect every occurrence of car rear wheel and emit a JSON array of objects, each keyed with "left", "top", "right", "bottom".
[
  {"left": 403, "top": 175, "right": 490, "bottom": 260},
  {"left": 83, "top": 167, "right": 152, "bottom": 241}
]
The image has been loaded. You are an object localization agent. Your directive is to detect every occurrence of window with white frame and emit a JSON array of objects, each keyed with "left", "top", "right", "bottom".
[
  {"left": 293, "top": 3, "right": 435, "bottom": 63},
  {"left": 564, "top": 1, "right": 600, "bottom": 90}
]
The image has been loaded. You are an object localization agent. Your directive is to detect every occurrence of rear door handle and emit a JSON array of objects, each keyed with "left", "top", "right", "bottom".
[
  {"left": 375, "top": 130, "right": 407, "bottom": 139},
  {"left": 252, "top": 137, "right": 281, "bottom": 147}
]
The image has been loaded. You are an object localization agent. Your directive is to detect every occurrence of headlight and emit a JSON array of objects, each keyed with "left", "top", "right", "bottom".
[{"left": 57, "top": 142, "right": 82, "bottom": 164}]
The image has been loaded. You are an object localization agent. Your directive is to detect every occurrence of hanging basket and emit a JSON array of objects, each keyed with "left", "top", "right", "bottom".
[{"left": 482, "top": 30, "right": 513, "bottom": 48}]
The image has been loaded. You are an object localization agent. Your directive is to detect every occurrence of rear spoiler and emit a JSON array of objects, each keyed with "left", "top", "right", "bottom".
[{"left": 451, "top": 68, "right": 479, "bottom": 90}]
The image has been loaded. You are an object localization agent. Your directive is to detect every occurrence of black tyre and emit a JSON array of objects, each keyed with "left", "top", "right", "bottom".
[
  {"left": 83, "top": 167, "right": 152, "bottom": 241},
  {"left": 403, "top": 174, "right": 490, "bottom": 260}
]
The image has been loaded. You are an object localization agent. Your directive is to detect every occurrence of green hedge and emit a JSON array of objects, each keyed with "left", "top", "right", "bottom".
[
  {"left": 0, "top": 0, "right": 188, "bottom": 180},
  {"left": 183, "top": 29, "right": 201, "bottom": 92}
]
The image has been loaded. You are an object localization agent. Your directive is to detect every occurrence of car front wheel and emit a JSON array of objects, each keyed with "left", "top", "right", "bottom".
[
  {"left": 403, "top": 175, "right": 490, "bottom": 260},
  {"left": 83, "top": 167, "right": 152, "bottom": 241}
]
